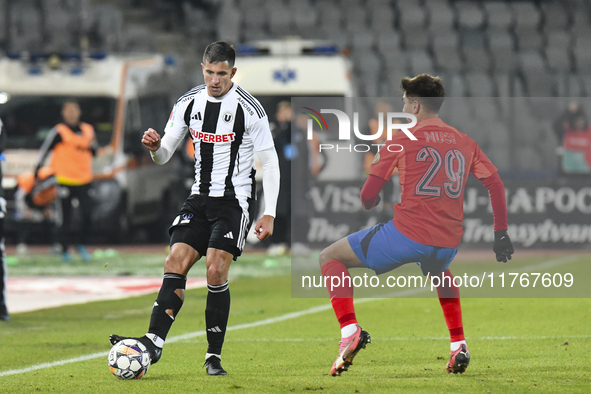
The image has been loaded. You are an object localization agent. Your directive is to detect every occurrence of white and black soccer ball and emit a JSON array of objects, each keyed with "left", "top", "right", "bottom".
[{"left": 108, "top": 339, "right": 151, "bottom": 380}]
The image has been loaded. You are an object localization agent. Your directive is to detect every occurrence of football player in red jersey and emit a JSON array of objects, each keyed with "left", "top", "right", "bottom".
[{"left": 320, "top": 74, "right": 514, "bottom": 376}]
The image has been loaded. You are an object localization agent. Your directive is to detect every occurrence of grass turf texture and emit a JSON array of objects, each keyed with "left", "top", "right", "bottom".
[{"left": 1, "top": 252, "right": 590, "bottom": 393}]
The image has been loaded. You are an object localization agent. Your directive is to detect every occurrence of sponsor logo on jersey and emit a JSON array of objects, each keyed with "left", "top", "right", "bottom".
[
  {"left": 236, "top": 96, "right": 254, "bottom": 116},
  {"left": 190, "top": 127, "right": 236, "bottom": 143}
]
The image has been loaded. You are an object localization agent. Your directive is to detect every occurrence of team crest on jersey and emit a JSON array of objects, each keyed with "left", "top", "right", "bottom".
[
  {"left": 222, "top": 111, "right": 233, "bottom": 123},
  {"left": 372, "top": 152, "right": 380, "bottom": 164}
]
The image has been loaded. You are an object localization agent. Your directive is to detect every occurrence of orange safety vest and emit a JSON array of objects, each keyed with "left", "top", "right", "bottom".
[{"left": 50, "top": 122, "right": 95, "bottom": 185}]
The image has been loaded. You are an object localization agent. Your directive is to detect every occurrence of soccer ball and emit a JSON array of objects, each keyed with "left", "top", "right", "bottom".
[{"left": 108, "top": 339, "right": 151, "bottom": 380}]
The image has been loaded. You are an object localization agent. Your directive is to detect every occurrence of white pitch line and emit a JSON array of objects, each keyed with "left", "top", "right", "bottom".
[
  {"left": 0, "top": 255, "right": 584, "bottom": 378},
  {"left": 0, "top": 302, "right": 338, "bottom": 378},
  {"left": 177, "top": 334, "right": 591, "bottom": 342}
]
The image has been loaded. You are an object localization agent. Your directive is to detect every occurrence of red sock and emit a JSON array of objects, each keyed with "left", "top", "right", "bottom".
[
  {"left": 321, "top": 260, "right": 357, "bottom": 329},
  {"left": 434, "top": 269, "right": 465, "bottom": 342}
]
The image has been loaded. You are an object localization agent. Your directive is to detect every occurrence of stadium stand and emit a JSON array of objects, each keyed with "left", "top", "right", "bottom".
[{"left": 2, "top": 0, "right": 591, "bottom": 173}]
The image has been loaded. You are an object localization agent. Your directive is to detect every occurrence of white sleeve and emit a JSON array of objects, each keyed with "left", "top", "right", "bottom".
[
  {"left": 150, "top": 101, "right": 189, "bottom": 164},
  {"left": 250, "top": 116, "right": 275, "bottom": 151},
  {"left": 256, "top": 146, "right": 280, "bottom": 218}
]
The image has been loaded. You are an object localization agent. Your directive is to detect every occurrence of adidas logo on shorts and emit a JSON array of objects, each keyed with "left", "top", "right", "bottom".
[{"left": 224, "top": 232, "right": 234, "bottom": 239}]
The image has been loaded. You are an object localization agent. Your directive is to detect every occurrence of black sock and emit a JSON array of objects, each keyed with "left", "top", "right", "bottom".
[
  {"left": 205, "top": 281, "right": 230, "bottom": 355},
  {"left": 148, "top": 273, "right": 187, "bottom": 342}
]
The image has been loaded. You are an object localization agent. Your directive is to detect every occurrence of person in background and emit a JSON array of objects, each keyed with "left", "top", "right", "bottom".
[
  {"left": 269, "top": 101, "right": 293, "bottom": 254},
  {"left": 0, "top": 117, "right": 9, "bottom": 321},
  {"left": 553, "top": 102, "right": 591, "bottom": 174},
  {"left": 291, "top": 111, "right": 322, "bottom": 252},
  {"left": 35, "top": 100, "right": 97, "bottom": 262}
]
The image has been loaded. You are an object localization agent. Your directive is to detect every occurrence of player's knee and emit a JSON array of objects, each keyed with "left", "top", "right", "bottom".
[
  {"left": 319, "top": 247, "right": 333, "bottom": 268},
  {"left": 207, "top": 264, "right": 228, "bottom": 284},
  {"left": 164, "top": 254, "right": 188, "bottom": 275}
]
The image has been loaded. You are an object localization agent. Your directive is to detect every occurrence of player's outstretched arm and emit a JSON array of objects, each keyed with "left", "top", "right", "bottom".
[
  {"left": 146, "top": 127, "right": 186, "bottom": 165},
  {"left": 255, "top": 147, "right": 280, "bottom": 241},
  {"left": 142, "top": 128, "right": 161, "bottom": 151},
  {"left": 360, "top": 174, "right": 387, "bottom": 210},
  {"left": 480, "top": 172, "right": 514, "bottom": 262}
]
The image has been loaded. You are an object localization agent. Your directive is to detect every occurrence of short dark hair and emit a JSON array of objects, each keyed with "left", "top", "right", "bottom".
[
  {"left": 203, "top": 41, "right": 236, "bottom": 67},
  {"left": 400, "top": 74, "right": 445, "bottom": 113}
]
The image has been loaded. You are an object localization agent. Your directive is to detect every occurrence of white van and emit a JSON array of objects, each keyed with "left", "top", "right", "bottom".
[
  {"left": 0, "top": 53, "right": 187, "bottom": 242},
  {"left": 233, "top": 39, "right": 355, "bottom": 181}
]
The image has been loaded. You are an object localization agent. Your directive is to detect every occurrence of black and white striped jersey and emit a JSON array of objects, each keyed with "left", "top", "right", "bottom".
[{"left": 164, "top": 83, "right": 274, "bottom": 199}]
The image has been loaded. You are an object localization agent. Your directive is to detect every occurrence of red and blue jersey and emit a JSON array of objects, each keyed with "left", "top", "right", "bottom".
[{"left": 369, "top": 118, "right": 497, "bottom": 248}]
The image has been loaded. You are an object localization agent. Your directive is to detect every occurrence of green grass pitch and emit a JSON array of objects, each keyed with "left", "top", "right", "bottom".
[{"left": 1, "top": 251, "right": 590, "bottom": 393}]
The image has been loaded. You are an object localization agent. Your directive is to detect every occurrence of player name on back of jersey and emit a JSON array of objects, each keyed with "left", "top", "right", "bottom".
[
  {"left": 424, "top": 131, "right": 457, "bottom": 144},
  {"left": 190, "top": 127, "right": 236, "bottom": 143}
]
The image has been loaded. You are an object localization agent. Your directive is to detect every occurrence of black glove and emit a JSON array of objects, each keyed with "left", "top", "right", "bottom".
[
  {"left": 493, "top": 230, "right": 514, "bottom": 263},
  {"left": 374, "top": 194, "right": 381, "bottom": 207}
]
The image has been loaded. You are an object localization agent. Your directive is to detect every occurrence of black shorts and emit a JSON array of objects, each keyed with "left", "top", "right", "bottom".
[{"left": 169, "top": 194, "right": 255, "bottom": 259}]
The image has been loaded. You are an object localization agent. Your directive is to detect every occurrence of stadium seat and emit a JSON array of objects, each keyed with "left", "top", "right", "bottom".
[
  {"left": 515, "top": 146, "right": 543, "bottom": 171},
  {"left": 40, "top": 0, "right": 75, "bottom": 52},
  {"left": 433, "top": 47, "right": 463, "bottom": 73},
  {"left": 383, "top": 50, "right": 408, "bottom": 76},
  {"left": 581, "top": 75, "right": 591, "bottom": 96},
  {"left": 540, "top": 2, "right": 570, "bottom": 31},
  {"left": 432, "top": 31, "right": 462, "bottom": 72},
  {"left": 8, "top": 0, "right": 44, "bottom": 52},
  {"left": 376, "top": 29, "right": 402, "bottom": 56},
  {"left": 483, "top": 1, "right": 514, "bottom": 31},
  {"left": 91, "top": 4, "right": 124, "bottom": 51},
  {"left": 239, "top": 0, "right": 264, "bottom": 13},
  {"left": 407, "top": 50, "right": 435, "bottom": 76},
  {"left": 369, "top": 6, "right": 396, "bottom": 31},
  {"left": 317, "top": 2, "right": 343, "bottom": 37},
  {"left": 462, "top": 46, "right": 491, "bottom": 73},
  {"left": 424, "top": 0, "right": 455, "bottom": 32},
  {"left": 293, "top": 1, "right": 319, "bottom": 38},
  {"left": 519, "top": 50, "right": 547, "bottom": 71},
  {"left": 465, "top": 72, "right": 496, "bottom": 97},
  {"left": 545, "top": 47, "right": 572, "bottom": 72},
  {"left": 491, "top": 50, "right": 519, "bottom": 73},
  {"left": 494, "top": 73, "right": 511, "bottom": 98},
  {"left": 487, "top": 30, "right": 518, "bottom": 72},
  {"left": 545, "top": 30, "right": 572, "bottom": 50},
  {"left": 455, "top": 1, "right": 485, "bottom": 30},
  {"left": 216, "top": 4, "right": 241, "bottom": 44},
  {"left": 124, "top": 25, "right": 157, "bottom": 53},
  {"left": 183, "top": 2, "right": 214, "bottom": 40},
  {"left": 512, "top": 2, "right": 541, "bottom": 30},
  {"left": 573, "top": 37, "right": 591, "bottom": 73},
  {"left": 0, "top": 0, "right": 5, "bottom": 45},
  {"left": 351, "top": 31, "right": 376, "bottom": 52},
  {"left": 565, "top": 74, "right": 585, "bottom": 97},
  {"left": 571, "top": 8, "right": 591, "bottom": 35},
  {"left": 268, "top": 2, "right": 294, "bottom": 37},
  {"left": 369, "top": 4, "right": 396, "bottom": 31},
  {"left": 447, "top": 74, "right": 467, "bottom": 97},
  {"left": 522, "top": 70, "right": 556, "bottom": 97},
  {"left": 344, "top": 4, "right": 368, "bottom": 33},
  {"left": 515, "top": 26, "right": 544, "bottom": 51},
  {"left": 403, "top": 28, "right": 430, "bottom": 50},
  {"left": 397, "top": 0, "right": 427, "bottom": 31}
]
